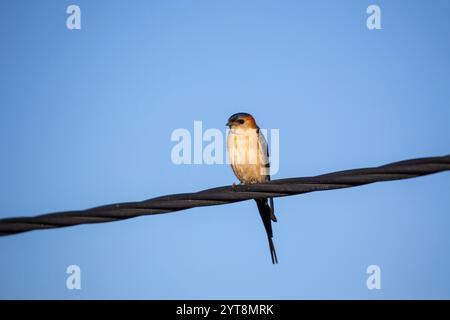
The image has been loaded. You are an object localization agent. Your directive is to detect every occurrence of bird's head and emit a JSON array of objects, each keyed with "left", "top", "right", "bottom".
[{"left": 226, "top": 112, "right": 258, "bottom": 129}]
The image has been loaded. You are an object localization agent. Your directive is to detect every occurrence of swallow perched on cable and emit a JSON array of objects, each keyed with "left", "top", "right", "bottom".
[{"left": 226, "top": 112, "right": 278, "bottom": 264}]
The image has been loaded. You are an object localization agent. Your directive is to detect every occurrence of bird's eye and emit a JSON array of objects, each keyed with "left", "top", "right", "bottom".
[{"left": 236, "top": 119, "right": 245, "bottom": 124}]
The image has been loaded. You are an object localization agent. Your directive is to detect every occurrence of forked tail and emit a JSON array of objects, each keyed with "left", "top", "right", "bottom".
[{"left": 255, "top": 198, "right": 278, "bottom": 264}]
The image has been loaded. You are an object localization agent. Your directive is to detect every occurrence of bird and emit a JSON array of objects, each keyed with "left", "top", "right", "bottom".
[{"left": 226, "top": 112, "right": 278, "bottom": 264}]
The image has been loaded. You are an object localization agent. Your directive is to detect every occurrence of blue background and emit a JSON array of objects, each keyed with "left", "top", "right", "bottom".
[{"left": 0, "top": 0, "right": 449, "bottom": 299}]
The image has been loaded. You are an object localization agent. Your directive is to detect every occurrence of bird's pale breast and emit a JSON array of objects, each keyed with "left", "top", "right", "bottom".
[{"left": 227, "top": 128, "right": 269, "bottom": 184}]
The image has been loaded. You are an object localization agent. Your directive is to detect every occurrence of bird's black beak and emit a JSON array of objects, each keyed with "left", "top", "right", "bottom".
[{"left": 226, "top": 120, "right": 232, "bottom": 127}]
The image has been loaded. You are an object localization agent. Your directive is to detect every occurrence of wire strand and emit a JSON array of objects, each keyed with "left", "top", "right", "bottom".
[{"left": 0, "top": 155, "right": 449, "bottom": 237}]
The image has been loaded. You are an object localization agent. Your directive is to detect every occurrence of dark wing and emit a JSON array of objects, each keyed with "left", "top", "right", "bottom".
[{"left": 257, "top": 129, "right": 277, "bottom": 222}]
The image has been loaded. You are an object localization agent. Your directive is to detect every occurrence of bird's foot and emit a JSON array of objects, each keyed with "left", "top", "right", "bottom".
[{"left": 231, "top": 182, "right": 243, "bottom": 191}]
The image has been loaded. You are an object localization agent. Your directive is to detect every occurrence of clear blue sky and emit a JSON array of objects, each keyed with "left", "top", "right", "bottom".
[{"left": 0, "top": 0, "right": 449, "bottom": 299}]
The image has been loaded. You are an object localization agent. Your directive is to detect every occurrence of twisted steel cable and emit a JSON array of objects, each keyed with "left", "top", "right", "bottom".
[{"left": 0, "top": 155, "right": 449, "bottom": 237}]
